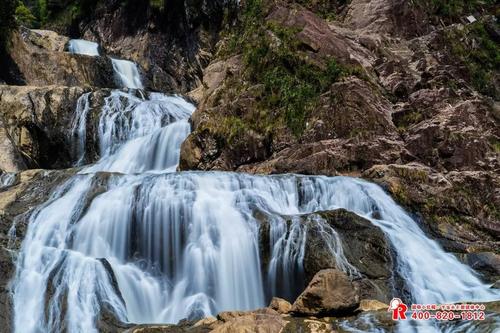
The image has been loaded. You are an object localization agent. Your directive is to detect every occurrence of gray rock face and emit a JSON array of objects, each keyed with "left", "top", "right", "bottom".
[{"left": 304, "top": 210, "right": 394, "bottom": 303}]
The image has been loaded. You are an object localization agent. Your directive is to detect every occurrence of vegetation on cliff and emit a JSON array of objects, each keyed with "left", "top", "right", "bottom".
[
  {"left": 416, "top": 0, "right": 498, "bottom": 20},
  {"left": 445, "top": 21, "right": 499, "bottom": 99},
  {"left": 216, "top": 0, "right": 359, "bottom": 138}
]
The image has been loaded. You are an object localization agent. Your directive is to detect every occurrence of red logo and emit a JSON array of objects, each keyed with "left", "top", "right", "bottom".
[{"left": 388, "top": 298, "right": 408, "bottom": 320}]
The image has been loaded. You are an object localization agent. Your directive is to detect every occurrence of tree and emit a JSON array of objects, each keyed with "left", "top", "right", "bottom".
[{"left": 15, "top": 2, "right": 37, "bottom": 26}]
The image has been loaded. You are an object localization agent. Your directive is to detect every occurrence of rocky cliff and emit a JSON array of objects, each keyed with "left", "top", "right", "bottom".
[{"left": 177, "top": 0, "right": 499, "bottom": 264}]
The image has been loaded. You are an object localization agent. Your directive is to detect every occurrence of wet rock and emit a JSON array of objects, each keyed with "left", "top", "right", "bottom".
[
  {"left": 0, "top": 247, "right": 14, "bottom": 333},
  {"left": 460, "top": 252, "right": 500, "bottom": 284},
  {"left": 257, "top": 208, "right": 393, "bottom": 304},
  {"left": 291, "top": 269, "right": 360, "bottom": 317},
  {"left": 8, "top": 28, "right": 115, "bottom": 88},
  {"left": 358, "top": 299, "right": 389, "bottom": 312},
  {"left": 305, "top": 210, "right": 394, "bottom": 302},
  {"left": 364, "top": 163, "right": 500, "bottom": 256},
  {"left": 269, "top": 297, "right": 292, "bottom": 314}
]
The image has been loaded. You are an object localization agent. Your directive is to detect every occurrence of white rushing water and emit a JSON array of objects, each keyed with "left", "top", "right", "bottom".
[
  {"left": 68, "top": 39, "right": 100, "bottom": 56},
  {"left": 111, "top": 59, "right": 144, "bottom": 89},
  {"left": 0, "top": 172, "right": 16, "bottom": 189},
  {"left": 70, "top": 92, "right": 92, "bottom": 166},
  {"left": 11, "top": 40, "right": 500, "bottom": 333}
]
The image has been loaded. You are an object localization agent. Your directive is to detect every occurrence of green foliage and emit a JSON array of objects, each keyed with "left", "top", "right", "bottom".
[
  {"left": 490, "top": 138, "right": 500, "bottom": 153},
  {"left": 294, "top": 0, "right": 349, "bottom": 20},
  {"left": 37, "top": 0, "right": 48, "bottom": 25},
  {"left": 224, "top": 0, "right": 355, "bottom": 136},
  {"left": 445, "top": 22, "right": 499, "bottom": 98},
  {"left": 149, "top": 0, "right": 164, "bottom": 10},
  {"left": 416, "top": 0, "right": 496, "bottom": 19},
  {"left": 15, "top": 1, "right": 37, "bottom": 26},
  {"left": 222, "top": 116, "right": 248, "bottom": 143}
]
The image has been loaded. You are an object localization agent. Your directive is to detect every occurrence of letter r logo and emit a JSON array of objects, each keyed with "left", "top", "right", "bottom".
[{"left": 388, "top": 298, "right": 408, "bottom": 320}]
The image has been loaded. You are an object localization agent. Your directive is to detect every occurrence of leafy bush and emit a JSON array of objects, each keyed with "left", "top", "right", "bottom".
[{"left": 15, "top": 2, "right": 37, "bottom": 26}]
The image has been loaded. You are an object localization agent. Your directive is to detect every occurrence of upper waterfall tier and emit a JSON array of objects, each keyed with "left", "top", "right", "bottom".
[
  {"left": 111, "top": 59, "right": 144, "bottom": 89},
  {"left": 68, "top": 39, "right": 100, "bottom": 56},
  {"left": 71, "top": 90, "right": 195, "bottom": 173}
]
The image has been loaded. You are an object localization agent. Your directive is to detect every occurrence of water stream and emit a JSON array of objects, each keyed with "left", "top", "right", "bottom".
[{"left": 10, "top": 39, "right": 500, "bottom": 333}]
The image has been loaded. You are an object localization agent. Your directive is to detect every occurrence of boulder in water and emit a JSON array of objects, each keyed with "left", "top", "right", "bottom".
[
  {"left": 291, "top": 269, "right": 360, "bottom": 317},
  {"left": 269, "top": 297, "right": 292, "bottom": 314}
]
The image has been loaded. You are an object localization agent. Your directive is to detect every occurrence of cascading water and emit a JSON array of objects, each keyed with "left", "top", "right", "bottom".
[
  {"left": 70, "top": 92, "right": 92, "bottom": 166},
  {"left": 0, "top": 172, "right": 16, "bottom": 189},
  {"left": 68, "top": 39, "right": 100, "bottom": 56},
  {"left": 68, "top": 38, "right": 143, "bottom": 90},
  {"left": 111, "top": 59, "right": 144, "bottom": 89},
  {"left": 11, "top": 39, "right": 500, "bottom": 333}
]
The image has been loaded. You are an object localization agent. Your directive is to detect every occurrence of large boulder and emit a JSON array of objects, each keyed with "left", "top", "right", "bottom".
[
  {"left": 304, "top": 210, "right": 394, "bottom": 302},
  {"left": 8, "top": 28, "right": 115, "bottom": 88},
  {"left": 268, "top": 297, "right": 292, "bottom": 314},
  {"left": 291, "top": 269, "right": 360, "bottom": 317}
]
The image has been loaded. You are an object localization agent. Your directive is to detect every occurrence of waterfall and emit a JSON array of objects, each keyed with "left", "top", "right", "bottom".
[
  {"left": 11, "top": 41, "right": 499, "bottom": 333},
  {"left": 0, "top": 172, "right": 16, "bottom": 189},
  {"left": 111, "top": 59, "right": 144, "bottom": 89},
  {"left": 12, "top": 173, "right": 500, "bottom": 330},
  {"left": 68, "top": 38, "right": 143, "bottom": 90},
  {"left": 68, "top": 39, "right": 100, "bottom": 56},
  {"left": 70, "top": 92, "right": 92, "bottom": 166}
]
